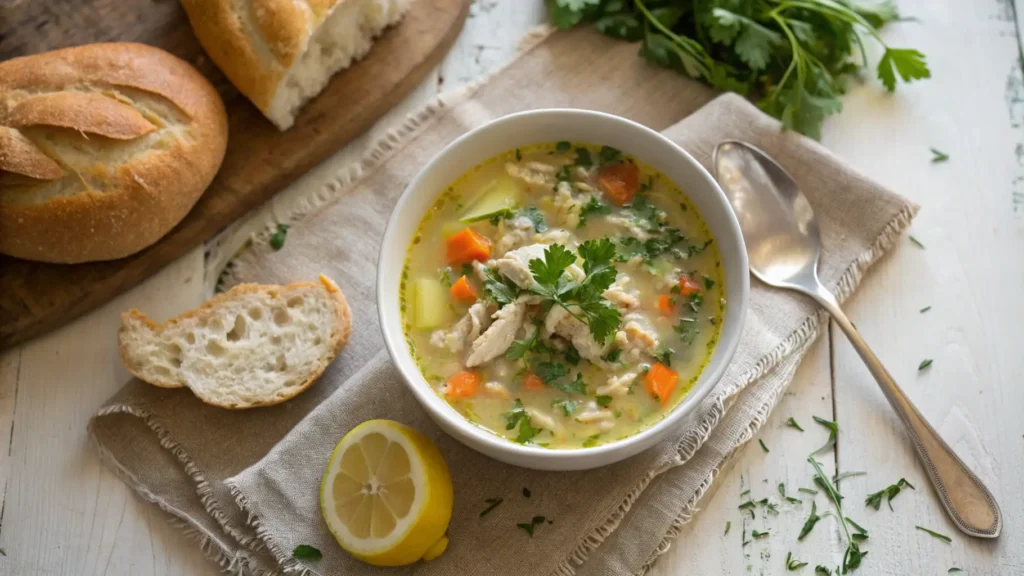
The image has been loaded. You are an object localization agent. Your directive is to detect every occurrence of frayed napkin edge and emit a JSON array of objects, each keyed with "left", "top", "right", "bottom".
[{"left": 88, "top": 404, "right": 272, "bottom": 575}]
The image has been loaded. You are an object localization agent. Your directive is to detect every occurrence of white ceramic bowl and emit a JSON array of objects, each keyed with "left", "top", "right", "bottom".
[{"left": 378, "top": 109, "right": 748, "bottom": 470}]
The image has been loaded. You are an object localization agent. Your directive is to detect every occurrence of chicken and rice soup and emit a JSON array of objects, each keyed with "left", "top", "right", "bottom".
[{"left": 400, "top": 141, "right": 725, "bottom": 449}]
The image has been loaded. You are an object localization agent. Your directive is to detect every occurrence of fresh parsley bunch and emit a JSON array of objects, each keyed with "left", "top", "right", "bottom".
[{"left": 547, "top": 0, "right": 930, "bottom": 138}]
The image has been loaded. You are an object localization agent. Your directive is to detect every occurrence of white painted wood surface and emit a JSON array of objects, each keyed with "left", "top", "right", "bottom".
[{"left": 1, "top": 1, "right": 1021, "bottom": 575}]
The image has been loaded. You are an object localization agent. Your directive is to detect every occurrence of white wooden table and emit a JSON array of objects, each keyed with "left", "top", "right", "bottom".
[{"left": 2, "top": 1, "right": 1022, "bottom": 574}]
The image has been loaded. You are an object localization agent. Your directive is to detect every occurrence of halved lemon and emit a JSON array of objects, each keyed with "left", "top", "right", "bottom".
[{"left": 320, "top": 419, "right": 453, "bottom": 566}]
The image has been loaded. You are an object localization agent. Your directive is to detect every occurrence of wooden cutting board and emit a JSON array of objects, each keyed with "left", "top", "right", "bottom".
[{"left": 0, "top": 0, "right": 471, "bottom": 350}]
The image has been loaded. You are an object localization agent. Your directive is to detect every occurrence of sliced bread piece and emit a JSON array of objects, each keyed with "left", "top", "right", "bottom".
[{"left": 119, "top": 275, "right": 351, "bottom": 409}]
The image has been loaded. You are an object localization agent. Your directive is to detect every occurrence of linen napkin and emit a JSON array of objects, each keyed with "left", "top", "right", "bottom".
[{"left": 89, "top": 27, "right": 917, "bottom": 576}]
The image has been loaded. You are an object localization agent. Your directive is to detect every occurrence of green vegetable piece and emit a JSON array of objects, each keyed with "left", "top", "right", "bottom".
[
  {"left": 412, "top": 277, "right": 448, "bottom": 329},
  {"left": 459, "top": 177, "right": 522, "bottom": 223}
]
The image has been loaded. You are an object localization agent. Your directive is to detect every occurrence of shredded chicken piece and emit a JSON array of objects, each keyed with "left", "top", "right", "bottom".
[
  {"left": 466, "top": 299, "right": 527, "bottom": 367},
  {"left": 472, "top": 260, "right": 490, "bottom": 283},
  {"left": 429, "top": 302, "right": 492, "bottom": 353},
  {"left": 495, "top": 243, "right": 547, "bottom": 289},
  {"left": 526, "top": 407, "right": 558, "bottom": 432},
  {"left": 544, "top": 305, "right": 610, "bottom": 366}
]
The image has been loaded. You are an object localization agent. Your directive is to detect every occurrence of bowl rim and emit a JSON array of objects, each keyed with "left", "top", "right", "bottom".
[{"left": 377, "top": 108, "right": 749, "bottom": 463}]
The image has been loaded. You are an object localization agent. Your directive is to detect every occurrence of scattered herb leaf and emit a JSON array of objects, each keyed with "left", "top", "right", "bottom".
[
  {"left": 598, "top": 145, "right": 622, "bottom": 164},
  {"left": 909, "top": 235, "right": 926, "bottom": 249},
  {"left": 798, "top": 500, "right": 821, "bottom": 540},
  {"left": 270, "top": 224, "right": 290, "bottom": 250},
  {"left": 480, "top": 497, "right": 504, "bottom": 517},
  {"left": 930, "top": 148, "right": 949, "bottom": 163},
  {"left": 786, "top": 551, "right": 809, "bottom": 570},
  {"left": 724, "top": 521, "right": 731, "bottom": 535},
  {"left": 292, "top": 545, "right": 322, "bottom": 561},
  {"left": 919, "top": 359, "right": 933, "bottom": 371},
  {"left": 502, "top": 399, "right": 542, "bottom": 444},
  {"left": 578, "top": 196, "right": 612, "bottom": 227},
  {"left": 916, "top": 525, "right": 952, "bottom": 543},
  {"left": 596, "top": 394, "right": 613, "bottom": 407},
  {"left": 812, "top": 416, "right": 839, "bottom": 455},
  {"left": 785, "top": 417, "right": 805, "bottom": 432},
  {"left": 521, "top": 205, "right": 549, "bottom": 232},
  {"left": 758, "top": 439, "right": 769, "bottom": 452},
  {"left": 920, "top": 306, "right": 931, "bottom": 313},
  {"left": 833, "top": 471, "right": 866, "bottom": 482},
  {"left": 751, "top": 529, "right": 769, "bottom": 538},
  {"left": 865, "top": 478, "right": 915, "bottom": 511}
]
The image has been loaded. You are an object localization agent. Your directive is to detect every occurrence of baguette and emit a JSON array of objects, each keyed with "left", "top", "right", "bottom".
[
  {"left": 180, "top": 0, "right": 410, "bottom": 130},
  {"left": 0, "top": 43, "right": 228, "bottom": 264},
  {"left": 119, "top": 275, "right": 351, "bottom": 409}
]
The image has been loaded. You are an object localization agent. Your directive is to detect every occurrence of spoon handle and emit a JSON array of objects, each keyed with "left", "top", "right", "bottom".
[{"left": 808, "top": 283, "right": 1002, "bottom": 538}]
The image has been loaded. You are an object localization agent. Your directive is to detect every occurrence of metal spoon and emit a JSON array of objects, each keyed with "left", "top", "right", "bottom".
[{"left": 713, "top": 140, "right": 1002, "bottom": 539}]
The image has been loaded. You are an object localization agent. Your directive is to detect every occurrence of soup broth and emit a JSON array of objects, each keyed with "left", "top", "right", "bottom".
[{"left": 400, "top": 141, "right": 724, "bottom": 449}]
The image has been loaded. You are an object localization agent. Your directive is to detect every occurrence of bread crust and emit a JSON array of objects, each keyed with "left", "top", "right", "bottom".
[
  {"left": 179, "top": 0, "right": 341, "bottom": 114},
  {"left": 0, "top": 43, "right": 228, "bottom": 263},
  {"left": 0, "top": 126, "right": 63, "bottom": 180},
  {"left": 118, "top": 275, "right": 352, "bottom": 409}
]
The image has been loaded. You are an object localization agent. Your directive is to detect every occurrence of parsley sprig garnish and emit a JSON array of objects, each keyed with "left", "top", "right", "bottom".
[{"left": 526, "top": 241, "right": 622, "bottom": 343}]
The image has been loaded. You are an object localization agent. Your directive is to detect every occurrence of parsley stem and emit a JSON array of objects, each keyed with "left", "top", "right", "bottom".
[{"left": 633, "top": 0, "right": 713, "bottom": 75}]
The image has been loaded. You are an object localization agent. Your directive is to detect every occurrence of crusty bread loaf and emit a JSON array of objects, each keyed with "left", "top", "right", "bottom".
[
  {"left": 180, "top": 0, "right": 410, "bottom": 130},
  {"left": 0, "top": 43, "right": 228, "bottom": 264},
  {"left": 119, "top": 275, "right": 351, "bottom": 409}
]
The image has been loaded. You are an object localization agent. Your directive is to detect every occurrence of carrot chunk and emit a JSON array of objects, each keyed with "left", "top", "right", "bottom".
[
  {"left": 446, "top": 228, "right": 492, "bottom": 265},
  {"left": 678, "top": 275, "right": 702, "bottom": 296},
  {"left": 446, "top": 371, "right": 481, "bottom": 398},
  {"left": 597, "top": 162, "right": 641, "bottom": 206},
  {"left": 523, "top": 372, "right": 545, "bottom": 391},
  {"left": 644, "top": 362, "right": 679, "bottom": 405},
  {"left": 657, "top": 294, "right": 674, "bottom": 315},
  {"left": 450, "top": 275, "right": 477, "bottom": 303}
]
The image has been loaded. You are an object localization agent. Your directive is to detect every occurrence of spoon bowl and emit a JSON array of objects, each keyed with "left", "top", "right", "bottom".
[
  {"left": 713, "top": 140, "right": 1002, "bottom": 539},
  {"left": 714, "top": 141, "right": 822, "bottom": 290}
]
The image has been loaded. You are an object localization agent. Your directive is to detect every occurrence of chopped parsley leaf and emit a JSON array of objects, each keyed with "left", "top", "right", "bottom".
[{"left": 479, "top": 497, "right": 503, "bottom": 517}]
